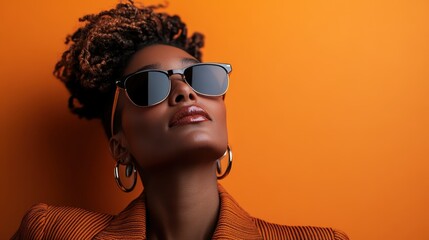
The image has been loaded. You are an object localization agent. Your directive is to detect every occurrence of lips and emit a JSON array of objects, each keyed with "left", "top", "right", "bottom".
[{"left": 169, "top": 105, "right": 211, "bottom": 128}]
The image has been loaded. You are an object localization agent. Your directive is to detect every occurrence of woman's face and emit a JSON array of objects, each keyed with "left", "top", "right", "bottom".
[{"left": 116, "top": 44, "right": 228, "bottom": 170}]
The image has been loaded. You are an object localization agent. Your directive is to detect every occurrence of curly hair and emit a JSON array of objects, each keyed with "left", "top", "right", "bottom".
[{"left": 53, "top": 1, "right": 204, "bottom": 137}]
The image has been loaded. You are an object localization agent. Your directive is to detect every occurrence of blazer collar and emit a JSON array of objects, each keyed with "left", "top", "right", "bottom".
[{"left": 95, "top": 184, "right": 262, "bottom": 239}]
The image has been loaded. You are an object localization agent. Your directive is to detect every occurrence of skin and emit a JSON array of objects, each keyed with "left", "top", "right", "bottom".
[{"left": 109, "top": 44, "right": 229, "bottom": 240}]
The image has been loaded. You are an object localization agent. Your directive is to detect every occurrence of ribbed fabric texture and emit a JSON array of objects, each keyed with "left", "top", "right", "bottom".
[
  {"left": 12, "top": 185, "right": 349, "bottom": 240},
  {"left": 254, "top": 220, "right": 349, "bottom": 240},
  {"left": 12, "top": 203, "right": 113, "bottom": 239}
]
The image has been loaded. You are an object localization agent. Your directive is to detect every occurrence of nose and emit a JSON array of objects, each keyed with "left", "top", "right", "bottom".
[{"left": 168, "top": 75, "right": 197, "bottom": 105}]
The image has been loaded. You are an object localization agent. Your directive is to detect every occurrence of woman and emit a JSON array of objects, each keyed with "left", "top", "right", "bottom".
[{"left": 13, "top": 2, "right": 348, "bottom": 239}]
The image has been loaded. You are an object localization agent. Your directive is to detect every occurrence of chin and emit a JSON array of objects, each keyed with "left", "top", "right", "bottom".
[
  {"left": 166, "top": 122, "right": 227, "bottom": 159},
  {"left": 175, "top": 132, "right": 227, "bottom": 163}
]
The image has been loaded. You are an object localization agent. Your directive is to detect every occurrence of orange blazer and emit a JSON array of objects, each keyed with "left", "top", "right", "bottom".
[{"left": 12, "top": 185, "right": 349, "bottom": 240}]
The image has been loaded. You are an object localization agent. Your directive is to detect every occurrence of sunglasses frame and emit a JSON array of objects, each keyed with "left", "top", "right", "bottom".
[{"left": 110, "top": 62, "right": 232, "bottom": 136}]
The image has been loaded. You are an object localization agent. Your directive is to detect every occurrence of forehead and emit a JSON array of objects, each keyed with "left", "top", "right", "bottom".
[{"left": 124, "top": 44, "right": 198, "bottom": 75}]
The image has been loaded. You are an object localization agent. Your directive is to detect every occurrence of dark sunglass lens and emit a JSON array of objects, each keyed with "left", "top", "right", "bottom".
[
  {"left": 185, "top": 65, "right": 228, "bottom": 96},
  {"left": 125, "top": 71, "right": 170, "bottom": 106}
]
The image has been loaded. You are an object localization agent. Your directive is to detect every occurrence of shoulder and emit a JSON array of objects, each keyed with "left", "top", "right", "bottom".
[
  {"left": 253, "top": 218, "right": 349, "bottom": 240},
  {"left": 12, "top": 203, "right": 113, "bottom": 240}
]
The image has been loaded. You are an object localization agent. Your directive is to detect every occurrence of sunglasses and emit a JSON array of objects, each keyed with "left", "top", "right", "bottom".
[{"left": 110, "top": 62, "right": 232, "bottom": 135}]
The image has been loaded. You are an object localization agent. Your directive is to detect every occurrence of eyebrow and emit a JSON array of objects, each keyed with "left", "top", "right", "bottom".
[
  {"left": 181, "top": 58, "right": 200, "bottom": 65},
  {"left": 134, "top": 63, "right": 161, "bottom": 72},
  {"left": 133, "top": 58, "right": 200, "bottom": 73}
]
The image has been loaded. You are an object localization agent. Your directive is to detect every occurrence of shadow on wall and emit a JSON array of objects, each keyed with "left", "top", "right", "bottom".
[{"left": 3, "top": 82, "right": 142, "bottom": 238}]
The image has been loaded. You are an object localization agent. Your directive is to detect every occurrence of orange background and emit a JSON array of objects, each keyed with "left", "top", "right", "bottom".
[{"left": 1, "top": 0, "right": 428, "bottom": 239}]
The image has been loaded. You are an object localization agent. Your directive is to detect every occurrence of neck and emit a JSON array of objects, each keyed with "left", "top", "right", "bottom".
[{"left": 141, "top": 161, "right": 219, "bottom": 240}]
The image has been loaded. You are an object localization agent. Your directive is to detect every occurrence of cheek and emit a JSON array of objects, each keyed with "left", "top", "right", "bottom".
[
  {"left": 121, "top": 105, "right": 169, "bottom": 157},
  {"left": 208, "top": 100, "right": 229, "bottom": 161},
  {"left": 206, "top": 98, "right": 229, "bottom": 147},
  {"left": 211, "top": 97, "right": 227, "bottom": 122},
  {"left": 214, "top": 102, "right": 228, "bottom": 137}
]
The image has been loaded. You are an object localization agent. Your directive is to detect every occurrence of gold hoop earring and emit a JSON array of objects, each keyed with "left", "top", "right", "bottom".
[
  {"left": 114, "top": 160, "right": 137, "bottom": 192},
  {"left": 217, "top": 145, "right": 233, "bottom": 180}
]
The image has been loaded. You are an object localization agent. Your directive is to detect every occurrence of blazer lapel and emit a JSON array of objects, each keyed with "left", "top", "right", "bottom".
[
  {"left": 212, "top": 185, "right": 262, "bottom": 239},
  {"left": 93, "top": 194, "right": 147, "bottom": 240}
]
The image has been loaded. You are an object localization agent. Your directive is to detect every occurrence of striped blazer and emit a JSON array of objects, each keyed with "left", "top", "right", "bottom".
[{"left": 12, "top": 185, "right": 349, "bottom": 239}]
